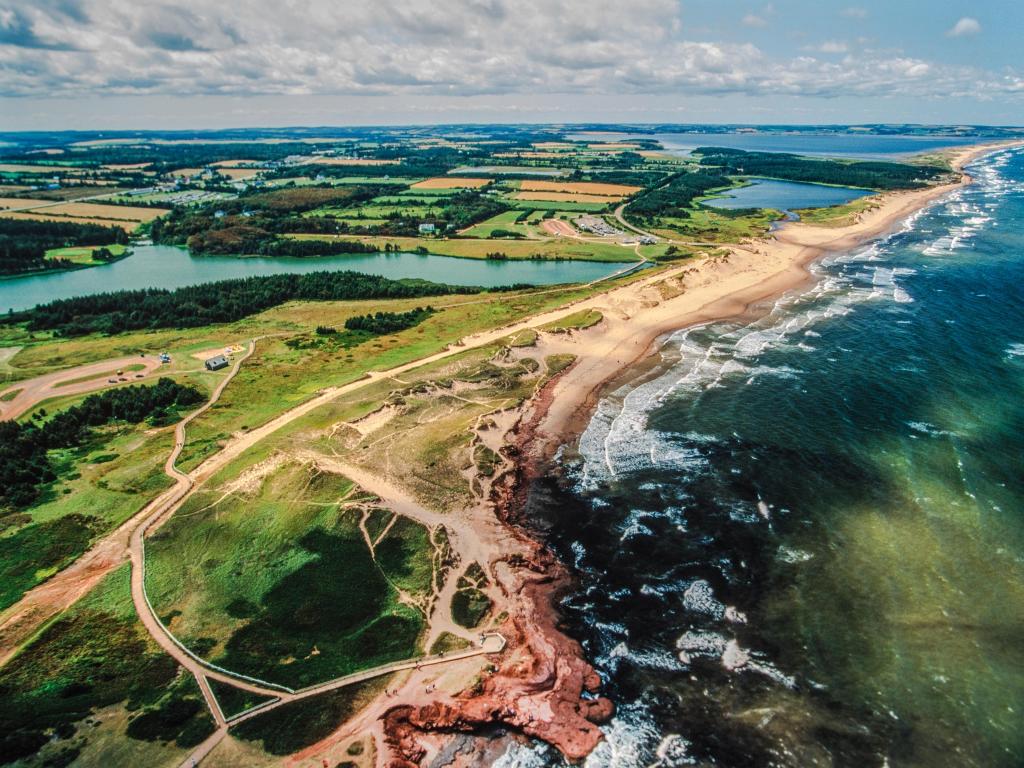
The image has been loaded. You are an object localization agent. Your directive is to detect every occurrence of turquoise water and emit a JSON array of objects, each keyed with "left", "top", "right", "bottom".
[
  {"left": 703, "top": 178, "right": 873, "bottom": 211},
  {"left": 566, "top": 131, "right": 976, "bottom": 159},
  {"left": 512, "top": 147, "right": 1024, "bottom": 767},
  {"left": 0, "top": 244, "right": 626, "bottom": 313}
]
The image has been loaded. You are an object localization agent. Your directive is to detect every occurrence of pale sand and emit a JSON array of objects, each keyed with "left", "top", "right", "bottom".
[{"left": 521, "top": 141, "right": 1021, "bottom": 448}]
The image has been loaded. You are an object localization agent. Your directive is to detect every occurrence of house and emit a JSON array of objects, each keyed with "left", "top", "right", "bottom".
[
  {"left": 418, "top": 222, "right": 436, "bottom": 234},
  {"left": 204, "top": 355, "right": 229, "bottom": 371}
]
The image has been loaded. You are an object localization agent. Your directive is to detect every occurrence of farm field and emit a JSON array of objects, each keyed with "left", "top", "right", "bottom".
[
  {"left": 0, "top": 197, "right": 55, "bottom": 210},
  {"left": 512, "top": 191, "right": 621, "bottom": 204},
  {"left": 518, "top": 180, "right": 642, "bottom": 196},
  {"left": 504, "top": 197, "right": 610, "bottom": 212},
  {"left": 304, "top": 157, "right": 399, "bottom": 166},
  {"left": 30, "top": 202, "right": 169, "bottom": 222},
  {"left": 411, "top": 177, "right": 491, "bottom": 190},
  {"left": 460, "top": 209, "right": 537, "bottom": 238}
]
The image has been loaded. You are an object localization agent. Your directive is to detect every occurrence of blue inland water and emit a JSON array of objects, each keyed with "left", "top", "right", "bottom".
[
  {"left": 508, "top": 147, "right": 1024, "bottom": 767},
  {"left": 566, "top": 131, "right": 976, "bottom": 160},
  {"left": 0, "top": 244, "right": 628, "bottom": 313},
  {"left": 703, "top": 179, "right": 873, "bottom": 211}
]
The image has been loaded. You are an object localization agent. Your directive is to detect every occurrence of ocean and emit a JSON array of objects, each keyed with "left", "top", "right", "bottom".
[{"left": 508, "top": 147, "right": 1024, "bottom": 767}]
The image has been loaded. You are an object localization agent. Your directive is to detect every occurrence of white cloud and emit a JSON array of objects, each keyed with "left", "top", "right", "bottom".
[
  {"left": 0, "top": 0, "right": 1017, "bottom": 110},
  {"left": 841, "top": 7, "right": 868, "bottom": 19},
  {"left": 813, "top": 41, "right": 849, "bottom": 54},
  {"left": 947, "top": 17, "right": 981, "bottom": 37},
  {"left": 742, "top": 14, "right": 767, "bottom": 27}
]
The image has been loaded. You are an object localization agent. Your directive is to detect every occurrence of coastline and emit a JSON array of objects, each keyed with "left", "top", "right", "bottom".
[{"left": 371, "top": 140, "right": 1022, "bottom": 765}]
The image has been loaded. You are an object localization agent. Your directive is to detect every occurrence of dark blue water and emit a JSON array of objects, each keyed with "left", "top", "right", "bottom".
[
  {"left": 566, "top": 132, "right": 976, "bottom": 160},
  {"left": 703, "top": 179, "right": 873, "bottom": 211},
  {"left": 506, "top": 148, "right": 1024, "bottom": 767},
  {"left": 0, "top": 244, "right": 626, "bottom": 313}
]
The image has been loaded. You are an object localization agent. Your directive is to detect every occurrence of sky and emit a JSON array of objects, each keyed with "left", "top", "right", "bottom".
[{"left": 1, "top": 0, "right": 1022, "bottom": 131}]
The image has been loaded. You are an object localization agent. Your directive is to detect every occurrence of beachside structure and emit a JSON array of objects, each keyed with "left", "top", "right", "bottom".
[{"left": 204, "top": 355, "right": 229, "bottom": 371}]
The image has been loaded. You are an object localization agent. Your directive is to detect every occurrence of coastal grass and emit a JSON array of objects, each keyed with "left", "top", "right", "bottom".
[
  {"left": 653, "top": 206, "right": 779, "bottom": 242},
  {"left": 145, "top": 460, "right": 435, "bottom": 689},
  {"left": 792, "top": 196, "right": 880, "bottom": 228},
  {"left": 540, "top": 309, "right": 603, "bottom": 333},
  {"left": 0, "top": 565, "right": 212, "bottom": 767}
]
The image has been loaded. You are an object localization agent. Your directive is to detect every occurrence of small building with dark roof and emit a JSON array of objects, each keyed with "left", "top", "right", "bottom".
[{"left": 204, "top": 355, "right": 229, "bottom": 371}]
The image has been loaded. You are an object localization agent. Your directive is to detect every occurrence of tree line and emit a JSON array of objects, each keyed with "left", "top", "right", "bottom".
[
  {"left": 696, "top": 147, "right": 949, "bottom": 190},
  {"left": 0, "top": 378, "right": 203, "bottom": 511},
  {"left": 16, "top": 270, "right": 485, "bottom": 336},
  {"left": 626, "top": 169, "right": 732, "bottom": 220},
  {"left": 343, "top": 306, "right": 435, "bottom": 335},
  {"left": 0, "top": 219, "right": 127, "bottom": 275}
]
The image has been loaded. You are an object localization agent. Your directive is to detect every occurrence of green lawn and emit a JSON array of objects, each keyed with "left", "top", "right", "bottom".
[
  {"left": 460, "top": 209, "right": 536, "bottom": 238},
  {"left": 44, "top": 243, "right": 129, "bottom": 267}
]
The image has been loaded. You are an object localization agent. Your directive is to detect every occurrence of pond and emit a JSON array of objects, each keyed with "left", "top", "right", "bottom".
[
  {"left": 702, "top": 178, "right": 874, "bottom": 212},
  {"left": 0, "top": 244, "right": 630, "bottom": 313}
]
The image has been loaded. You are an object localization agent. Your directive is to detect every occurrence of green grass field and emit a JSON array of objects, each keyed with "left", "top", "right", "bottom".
[
  {"left": 288, "top": 233, "right": 639, "bottom": 262},
  {"left": 43, "top": 243, "right": 129, "bottom": 267},
  {"left": 0, "top": 565, "right": 213, "bottom": 768},
  {"left": 460, "top": 209, "right": 537, "bottom": 238},
  {"left": 146, "top": 460, "right": 436, "bottom": 688},
  {"left": 504, "top": 198, "right": 609, "bottom": 212}
]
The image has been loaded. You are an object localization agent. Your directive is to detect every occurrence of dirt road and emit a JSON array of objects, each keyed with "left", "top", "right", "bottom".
[{"left": 0, "top": 354, "right": 164, "bottom": 421}]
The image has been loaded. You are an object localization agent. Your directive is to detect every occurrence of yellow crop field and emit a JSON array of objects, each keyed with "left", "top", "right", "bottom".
[
  {"left": 0, "top": 211, "right": 140, "bottom": 230},
  {"left": 215, "top": 167, "right": 259, "bottom": 180},
  {"left": 513, "top": 192, "right": 622, "bottom": 203},
  {"left": 0, "top": 197, "right": 53, "bottom": 210},
  {"left": 519, "top": 180, "right": 642, "bottom": 196},
  {"left": 211, "top": 159, "right": 260, "bottom": 167},
  {"left": 0, "top": 164, "right": 87, "bottom": 174},
  {"left": 43, "top": 202, "right": 169, "bottom": 222},
  {"left": 307, "top": 157, "right": 400, "bottom": 166},
  {"left": 169, "top": 167, "right": 204, "bottom": 177},
  {"left": 102, "top": 163, "right": 151, "bottom": 170},
  {"left": 412, "top": 177, "right": 492, "bottom": 189},
  {"left": 587, "top": 142, "right": 641, "bottom": 150}
]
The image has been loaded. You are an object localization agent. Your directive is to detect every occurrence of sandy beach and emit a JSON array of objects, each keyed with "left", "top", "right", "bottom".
[
  {"left": 362, "top": 140, "right": 1024, "bottom": 766},
  {"left": 2, "top": 141, "right": 1017, "bottom": 768}
]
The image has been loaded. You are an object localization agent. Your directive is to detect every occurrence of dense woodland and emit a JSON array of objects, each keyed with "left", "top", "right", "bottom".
[
  {"left": 696, "top": 147, "right": 950, "bottom": 189},
  {"left": 626, "top": 169, "right": 732, "bottom": 220},
  {"left": 0, "top": 379, "right": 203, "bottom": 511},
  {"left": 0, "top": 219, "right": 128, "bottom": 275},
  {"left": 19, "top": 271, "right": 483, "bottom": 336},
  {"left": 343, "top": 306, "right": 435, "bottom": 335}
]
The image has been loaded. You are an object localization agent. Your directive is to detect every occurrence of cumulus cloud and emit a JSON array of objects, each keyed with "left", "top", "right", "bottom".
[
  {"left": 0, "top": 0, "right": 1016, "bottom": 107},
  {"left": 947, "top": 17, "right": 981, "bottom": 37}
]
